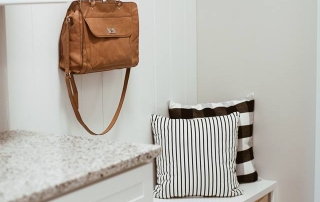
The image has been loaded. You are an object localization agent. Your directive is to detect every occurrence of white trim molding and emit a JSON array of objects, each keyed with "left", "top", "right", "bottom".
[
  {"left": 0, "top": 0, "right": 71, "bottom": 5},
  {"left": 315, "top": 0, "right": 320, "bottom": 201}
]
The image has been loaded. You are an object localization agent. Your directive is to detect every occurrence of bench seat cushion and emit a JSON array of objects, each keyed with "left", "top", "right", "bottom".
[{"left": 153, "top": 179, "right": 276, "bottom": 202}]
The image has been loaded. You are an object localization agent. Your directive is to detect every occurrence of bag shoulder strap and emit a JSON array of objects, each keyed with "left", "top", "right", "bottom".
[
  {"left": 65, "top": 68, "right": 130, "bottom": 135},
  {"left": 62, "top": 14, "right": 130, "bottom": 136}
]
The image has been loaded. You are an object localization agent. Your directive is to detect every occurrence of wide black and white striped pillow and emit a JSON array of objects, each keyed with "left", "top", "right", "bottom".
[
  {"left": 151, "top": 112, "right": 243, "bottom": 199},
  {"left": 168, "top": 93, "right": 258, "bottom": 183}
]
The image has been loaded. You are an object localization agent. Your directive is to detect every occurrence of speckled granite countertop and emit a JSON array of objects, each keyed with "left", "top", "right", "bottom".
[{"left": 0, "top": 130, "right": 161, "bottom": 202}]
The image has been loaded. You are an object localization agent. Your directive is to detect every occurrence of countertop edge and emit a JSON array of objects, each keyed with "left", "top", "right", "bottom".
[
  {"left": 16, "top": 146, "right": 161, "bottom": 202},
  {"left": 1, "top": 130, "right": 162, "bottom": 202}
]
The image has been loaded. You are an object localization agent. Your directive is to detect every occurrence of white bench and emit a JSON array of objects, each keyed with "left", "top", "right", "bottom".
[{"left": 154, "top": 178, "right": 276, "bottom": 202}]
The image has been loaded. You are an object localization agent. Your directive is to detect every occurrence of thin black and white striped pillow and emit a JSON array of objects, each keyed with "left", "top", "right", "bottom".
[
  {"left": 168, "top": 93, "right": 258, "bottom": 183},
  {"left": 151, "top": 112, "right": 243, "bottom": 199}
]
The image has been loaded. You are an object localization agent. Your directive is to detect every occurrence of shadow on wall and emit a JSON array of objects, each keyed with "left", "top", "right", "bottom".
[{"left": 0, "top": 6, "right": 8, "bottom": 132}]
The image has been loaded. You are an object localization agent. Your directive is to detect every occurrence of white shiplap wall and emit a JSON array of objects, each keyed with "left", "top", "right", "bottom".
[{"left": 1, "top": 0, "right": 197, "bottom": 144}]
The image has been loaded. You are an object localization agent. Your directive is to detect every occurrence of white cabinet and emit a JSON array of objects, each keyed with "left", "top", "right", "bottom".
[{"left": 51, "top": 163, "right": 154, "bottom": 202}]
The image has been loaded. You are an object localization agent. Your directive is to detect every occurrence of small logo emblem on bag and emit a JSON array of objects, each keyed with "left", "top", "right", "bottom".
[{"left": 107, "top": 28, "right": 116, "bottom": 34}]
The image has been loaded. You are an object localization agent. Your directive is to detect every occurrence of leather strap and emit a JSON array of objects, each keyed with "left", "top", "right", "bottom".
[
  {"left": 64, "top": 14, "right": 130, "bottom": 135},
  {"left": 65, "top": 68, "right": 130, "bottom": 135}
]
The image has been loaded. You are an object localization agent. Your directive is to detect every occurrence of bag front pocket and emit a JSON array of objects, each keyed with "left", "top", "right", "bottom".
[{"left": 84, "top": 17, "right": 133, "bottom": 72}]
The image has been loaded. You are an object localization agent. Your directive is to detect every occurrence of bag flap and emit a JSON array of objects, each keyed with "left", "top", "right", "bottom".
[{"left": 85, "top": 17, "right": 132, "bottom": 37}]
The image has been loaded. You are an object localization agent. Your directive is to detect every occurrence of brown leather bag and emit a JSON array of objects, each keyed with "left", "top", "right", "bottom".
[{"left": 59, "top": 0, "right": 139, "bottom": 135}]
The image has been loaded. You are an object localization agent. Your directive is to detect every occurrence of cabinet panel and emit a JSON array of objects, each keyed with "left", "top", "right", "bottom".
[
  {"left": 50, "top": 163, "right": 154, "bottom": 202},
  {"left": 256, "top": 194, "right": 269, "bottom": 202}
]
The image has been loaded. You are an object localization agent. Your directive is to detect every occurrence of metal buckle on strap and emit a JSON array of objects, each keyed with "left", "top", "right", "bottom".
[
  {"left": 87, "top": 0, "right": 95, "bottom": 7},
  {"left": 115, "top": 0, "right": 122, "bottom": 8}
]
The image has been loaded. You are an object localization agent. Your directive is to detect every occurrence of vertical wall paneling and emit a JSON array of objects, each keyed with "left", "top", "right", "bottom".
[
  {"left": 118, "top": 65, "right": 141, "bottom": 142},
  {"left": 32, "top": 4, "right": 61, "bottom": 133},
  {"left": 80, "top": 73, "right": 104, "bottom": 135},
  {"left": 170, "top": 0, "right": 186, "bottom": 104},
  {"left": 154, "top": 0, "right": 171, "bottom": 117},
  {"left": 136, "top": 0, "right": 155, "bottom": 143},
  {"left": 185, "top": 0, "right": 197, "bottom": 104},
  {"left": 4, "top": 1, "right": 197, "bottom": 143},
  {"left": 56, "top": 2, "right": 83, "bottom": 136},
  {"left": 113, "top": 1, "right": 142, "bottom": 141},
  {"left": 0, "top": 6, "right": 8, "bottom": 132},
  {"left": 6, "top": 5, "right": 36, "bottom": 131},
  {"left": 315, "top": 0, "right": 320, "bottom": 200},
  {"left": 60, "top": 74, "right": 84, "bottom": 136},
  {"left": 0, "top": 0, "right": 73, "bottom": 5},
  {"left": 101, "top": 70, "right": 123, "bottom": 139}
]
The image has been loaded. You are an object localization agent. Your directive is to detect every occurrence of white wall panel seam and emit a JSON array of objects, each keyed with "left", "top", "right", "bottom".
[
  {"left": 185, "top": 0, "right": 197, "bottom": 105},
  {"left": 55, "top": 4, "right": 61, "bottom": 133},
  {"left": 184, "top": 0, "right": 187, "bottom": 105},
  {"left": 4, "top": 25, "right": 9, "bottom": 130},
  {"left": 153, "top": 0, "right": 157, "bottom": 115},
  {"left": 30, "top": 5, "right": 35, "bottom": 130},
  {"left": 138, "top": 26, "right": 142, "bottom": 141},
  {"left": 31, "top": 5, "right": 36, "bottom": 130},
  {"left": 315, "top": 0, "right": 320, "bottom": 200},
  {"left": 101, "top": 72, "right": 105, "bottom": 129},
  {"left": 169, "top": 0, "right": 172, "bottom": 100},
  {"left": 0, "top": 6, "right": 9, "bottom": 130},
  {"left": 80, "top": 75, "right": 84, "bottom": 136}
]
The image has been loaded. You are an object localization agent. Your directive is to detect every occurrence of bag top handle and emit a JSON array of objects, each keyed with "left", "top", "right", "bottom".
[{"left": 81, "top": 0, "right": 122, "bottom": 7}]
